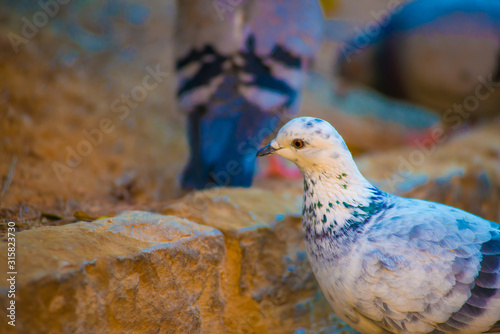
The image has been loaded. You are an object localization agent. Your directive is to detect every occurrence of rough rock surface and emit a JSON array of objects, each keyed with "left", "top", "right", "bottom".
[
  {"left": 0, "top": 212, "right": 226, "bottom": 333},
  {"left": 0, "top": 191, "right": 356, "bottom": 334}
]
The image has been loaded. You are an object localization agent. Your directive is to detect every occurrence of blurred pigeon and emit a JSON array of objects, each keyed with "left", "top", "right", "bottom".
[
  {"left": 176, "top": 0, "right": 323, "bottom": 189},
  {"left": 336, "top": 0, "right": 500, "bottom": 128},
  {"left": 257, "top": 117, "right": 500, "bottom": 333}
]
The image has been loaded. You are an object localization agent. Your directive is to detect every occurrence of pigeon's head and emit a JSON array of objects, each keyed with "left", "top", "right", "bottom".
[{"left": 257, "top": 117, "right": 351, "bottom": 172}]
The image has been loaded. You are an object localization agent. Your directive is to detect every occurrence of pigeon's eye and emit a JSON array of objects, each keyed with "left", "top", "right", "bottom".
[{"left": 292, "top": 139, "right": 304, "bottom": 149}]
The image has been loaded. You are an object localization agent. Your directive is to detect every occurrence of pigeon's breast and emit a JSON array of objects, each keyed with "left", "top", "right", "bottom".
[{"left": 305, "top": 234, "right": 374, "bottom": 330}]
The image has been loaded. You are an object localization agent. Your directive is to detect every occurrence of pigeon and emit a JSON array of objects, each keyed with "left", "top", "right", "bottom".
[
  {"left": 176, "top": 0, "right": 324, "bottom": 190},
  {"left": 336, "top": 0, "right": 500, "bottom": 126},
  {"left": 257, "top": 117, "right": 500, "bottom": 333}
]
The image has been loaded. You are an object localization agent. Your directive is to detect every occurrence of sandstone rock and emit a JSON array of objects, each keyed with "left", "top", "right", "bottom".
[
  {"left": 0, "top": 211, "right": 226, "bottom": 334},
  {"left": 0, "top": 192, "right": 356, "bottom": 333}
]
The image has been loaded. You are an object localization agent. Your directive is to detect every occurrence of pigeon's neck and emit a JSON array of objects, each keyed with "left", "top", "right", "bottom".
[{"left": 300, "top": 160, "right": 386, "bottom": 240}]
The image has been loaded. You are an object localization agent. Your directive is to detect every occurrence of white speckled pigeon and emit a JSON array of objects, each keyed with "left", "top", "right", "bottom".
[
  {"left": 257, "top": 117, "right": 500, "bottom": 333},
  {"left": 176, "top": 0, "right": 323, "bottom": 189}
]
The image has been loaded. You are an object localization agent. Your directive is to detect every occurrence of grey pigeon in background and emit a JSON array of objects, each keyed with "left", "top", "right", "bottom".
[
  {"left": 336, "top": 0, "right": 500, "bottom": 126},
  {"left": 176, "top": 0, "right": 323, "bottom": 189},
  {"left": 257, "top": 117, "right": 500, "bottom": 333}
]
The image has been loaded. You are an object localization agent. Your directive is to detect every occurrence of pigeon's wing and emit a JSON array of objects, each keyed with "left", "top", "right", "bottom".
[
  {"left": 176, "top": 0, "right": 323, "bottom": 189},
  {"left": 351, "top": 197, "right": 500, "bottom": 333}
]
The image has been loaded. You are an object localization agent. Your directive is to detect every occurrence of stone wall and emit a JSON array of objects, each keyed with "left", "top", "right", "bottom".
[{"left": 0, "top": 190, "right": 355, "bottom": 334}]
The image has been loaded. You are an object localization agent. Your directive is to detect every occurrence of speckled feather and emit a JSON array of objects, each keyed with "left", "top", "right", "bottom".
[{"left": 257, "top": 117, "right": 500, "bottom": 334}]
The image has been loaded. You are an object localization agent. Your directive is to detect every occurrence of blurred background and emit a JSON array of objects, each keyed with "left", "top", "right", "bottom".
[{"left": 1, "top": 0, "right": 499, "bottom": 233}]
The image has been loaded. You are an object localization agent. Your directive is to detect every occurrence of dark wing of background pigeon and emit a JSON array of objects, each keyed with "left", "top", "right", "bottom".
[
  {"left": 176, "top": 0, "right": 323, "bottom": 189},
  {"left": 336, "top": 0, "right": 500, "bottom": 122}
]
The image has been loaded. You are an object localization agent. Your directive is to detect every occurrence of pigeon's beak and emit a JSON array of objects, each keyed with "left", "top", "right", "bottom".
[{"left": 256, "top": 140, "right": 280, "bottom": 157}]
